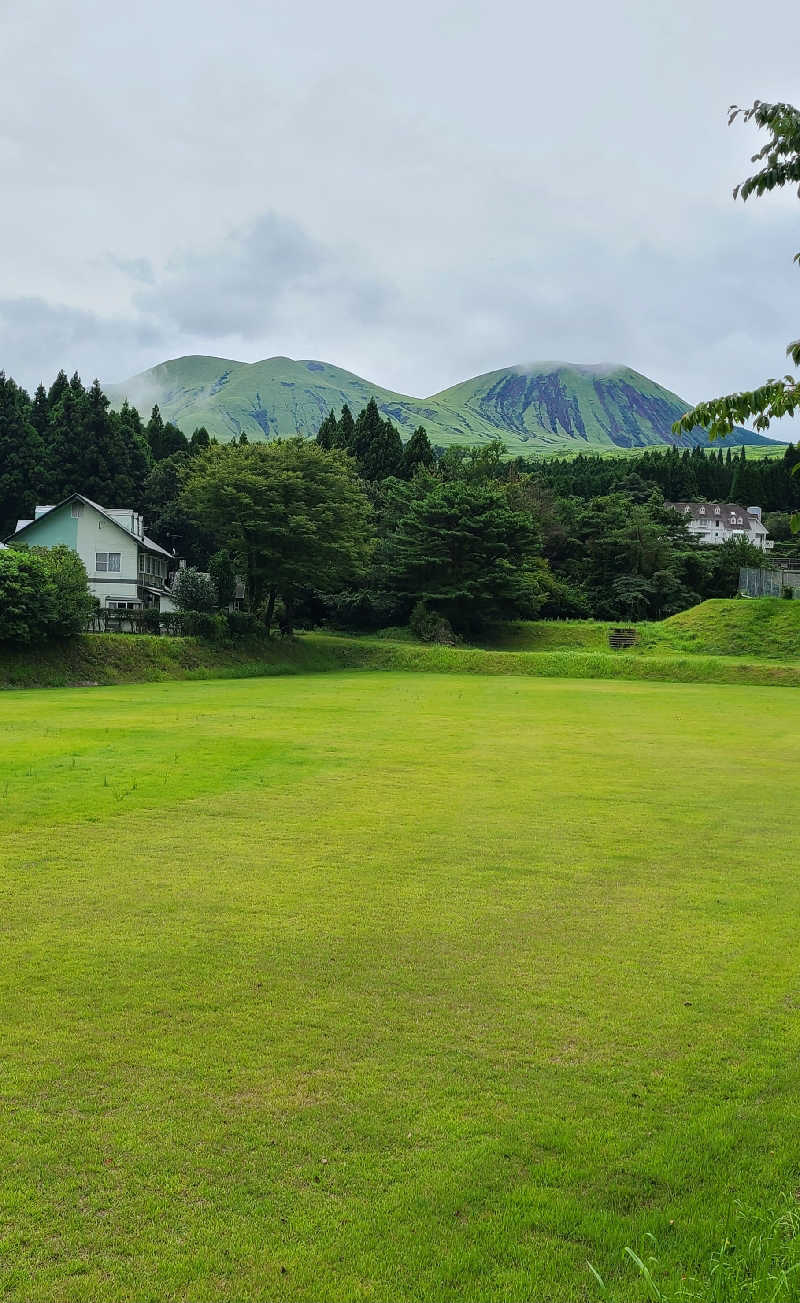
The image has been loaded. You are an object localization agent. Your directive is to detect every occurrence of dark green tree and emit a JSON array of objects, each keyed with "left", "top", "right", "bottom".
[
  {"left": 180, "top": 440, "right": 372, "bottom": 634},
  {"left": 380, "top": 479, "right": 541, "bottom": 631},
  {"left": 0, "top": 373, "right": 43, "bottom": 535},
  {"left": 337, "top": 403, "right": 355, "bottom": 452},
  {"left": 189, "top": 426, "right": 211, "bottom": 455},
  {"left": 402, "top": 426, "right": 435, "bottom": 477},
  {"left": 316, "top": 410, "right": 338, "bottom": 450},
  {"left": 146, "top": 405, "right": 190, "bottom": 460},
  {"left": 209, "top": 548, "right": 237, "bottom": 608},
  {"left": 30, "top": 383, "right": 50, "bottom": 437}
]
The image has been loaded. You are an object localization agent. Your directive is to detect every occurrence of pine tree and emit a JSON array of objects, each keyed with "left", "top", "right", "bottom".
[
  {"left": 30, "top": 384, "right": 49, "bottom": 437},
  {"left": 189, "top": 426, "right": 211, "bottom": 454},
  {"left": 47, "top": 369, "right": 69, "bottom": 408},
  {"left": 351, "top": 399, "right": 404, "bottom": 480},
  {"left": 146, "top": 406, "right": 189, "bottom": 460},
  {"left": 337, "top": 404, "right": 355, "bottom": 452},
  {"left": 402, "top": 426, "right": 435, "bottom": 478},
  {"left": 316, "top": 409, "right": 338, "bottom": 449},
  {"left": 0, "top": 373, "right": 43, "bottom": 535}
]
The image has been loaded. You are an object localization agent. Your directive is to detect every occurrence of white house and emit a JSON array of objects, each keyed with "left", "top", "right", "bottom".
[
  {"left": 8, "top": 493, "right": 179, "bottom": 611},
  {"left": 666, "top": 502, "right": 773, "bottom": 550}
]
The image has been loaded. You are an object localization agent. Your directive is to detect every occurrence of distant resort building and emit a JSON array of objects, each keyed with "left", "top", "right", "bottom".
[
  {"left": 665, "top": 502, "right": 773, "bottom": 551},
  {"left": 8, "top": 494, "right": 179, "bottom": 611}
]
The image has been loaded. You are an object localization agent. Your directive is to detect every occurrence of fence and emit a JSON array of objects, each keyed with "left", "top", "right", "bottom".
[{"left": 739, "top": 567, "right": 800, "bottom": 598}]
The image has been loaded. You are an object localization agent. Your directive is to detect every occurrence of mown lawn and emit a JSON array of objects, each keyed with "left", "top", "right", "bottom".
[{"left": 1, "top": 672, "right": 800, "bottom": 1301}]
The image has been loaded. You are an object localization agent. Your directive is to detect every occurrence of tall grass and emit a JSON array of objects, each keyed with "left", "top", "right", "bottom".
[{"left": 590, "top": 1198, "right": 800, "bottom": 1301}]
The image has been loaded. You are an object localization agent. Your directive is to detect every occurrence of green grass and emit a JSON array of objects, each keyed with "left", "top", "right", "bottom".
[
  {"left": 488, "top": 600, "right": 800, "bottom": 663},
  {"left": 2, "top": 672, "right": 800, "bottom": 1301},
  {"left": 4, "top": 598, "right": 800, "bottom": 694}
]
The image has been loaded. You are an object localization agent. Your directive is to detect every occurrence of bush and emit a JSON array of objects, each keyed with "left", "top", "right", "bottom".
[
  {"left": 782, "top": 585, "right": 794, "bottom": 599},
  {"left": 138, "top": 607, "right": 162, "bottom": 632},
  {"left": 322, "top": 588, "right": 409, "bottom": 631},
  {"left": 180, "top": 610, "right": 228, "bottom": 641},
  {"left": 409, "top": 601, "right": 458, "bottom": 645},
  {"left": 178, "top": 609, "right": 229, "bottom": 641},
  {"left": 0, "top": 545, "right": 95, "bottom": 643},
  {"left": 226, "top": 610, "right": 263, "bottom": 639},
  {"left": 172, "top": 566, "right": 218, "bottom": 613}
]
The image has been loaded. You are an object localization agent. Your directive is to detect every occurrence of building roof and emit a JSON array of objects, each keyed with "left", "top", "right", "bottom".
[
  {"left": 8, "top": 493, "right": 174, "bottom": 558},
  {"left": 665, "top": 502, "right": 765, "bottom": 533}
]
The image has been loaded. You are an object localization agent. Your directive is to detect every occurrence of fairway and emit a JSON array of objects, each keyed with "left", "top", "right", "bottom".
[{"left": 2, "top": 672, "right": 800, "bottom": 1301}]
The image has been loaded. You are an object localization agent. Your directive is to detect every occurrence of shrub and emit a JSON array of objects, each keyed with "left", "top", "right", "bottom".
[
  {"left": 180, "top": 610, "right": 228, "bottom": 641},
  {"left": 781, "top": 585, "right": 794, "bottom": 599},
  {"left": 409, "top": 601, "right": 458, "bottom": 645},
  {"left": 138, "top": 607, "right": 162, "bottom": 632},
  {"left": 0, "top": 545, "right": 95, "bottom": 643},
  {"left": 226, "top": 610, "right": 262, "bottom": 639},
  {"left": 172, "top": 566, "right": 218, "bottom": 613}
]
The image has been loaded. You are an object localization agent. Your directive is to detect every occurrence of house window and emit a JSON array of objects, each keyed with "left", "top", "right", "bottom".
[
  {"left": 699, "top": 506, "right": 706, "bottom": 515},
  {"left": 71, "top": 502, "right": 83, "bottom": 518},
  {"left": 96, "top": 552, "right": 107, "bottom": 571},
  {"left": 96, "top": 552, "right": 121, "bottom": 572},
  {"left": 108, "top": 552, "right": 121, "bottom": 572},
  {"left": 737, "top": 516, "right": 744, "bottom": 525},
  {"left": 715, "top": 507, "right": 721, "bottom": 515}
]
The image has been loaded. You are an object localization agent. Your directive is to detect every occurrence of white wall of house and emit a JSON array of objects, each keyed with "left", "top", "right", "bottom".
[{"left": 75, "top": 504, "right": 141, "bottom": 602}]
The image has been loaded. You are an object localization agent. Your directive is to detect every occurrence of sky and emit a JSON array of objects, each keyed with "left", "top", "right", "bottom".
[{"left": 0, "top": 0, "right": 798, "bottom": 425}]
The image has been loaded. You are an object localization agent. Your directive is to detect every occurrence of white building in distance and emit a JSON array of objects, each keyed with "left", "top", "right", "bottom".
[{"left": 666, "top": 502, "right": 773, "bottom": 550}]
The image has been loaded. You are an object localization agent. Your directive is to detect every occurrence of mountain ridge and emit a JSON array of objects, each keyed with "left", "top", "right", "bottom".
[{"left": 105, "top": 355, "right": 774, "bottom": 453}]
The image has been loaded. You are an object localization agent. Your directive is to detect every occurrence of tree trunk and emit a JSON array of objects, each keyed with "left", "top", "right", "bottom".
[{"left": 265, "top": 586, "right": 277, "bottom": 637}]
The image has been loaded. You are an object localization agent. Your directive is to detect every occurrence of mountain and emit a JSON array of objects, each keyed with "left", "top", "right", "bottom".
[{"left": 105, "top": 356, "right": 774, "bottom": 454}]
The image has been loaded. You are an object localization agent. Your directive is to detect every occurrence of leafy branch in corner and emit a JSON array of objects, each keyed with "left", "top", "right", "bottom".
[{"left": 673, "top": 100, "right": 800, "bottom": 440}]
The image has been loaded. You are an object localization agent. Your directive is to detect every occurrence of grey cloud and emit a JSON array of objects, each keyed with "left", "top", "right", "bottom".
[
  {"left": 0, "top": 298, "right": 165, "bottom": 390},
  {"left": 110, "top": 256, "right": 156, "bottom": 286},
  {"left": 1, "top": 0, "right": 798, "bottom": 429},
  {"left": 136, "top": 214, "right": 393, "bottom": 338}
]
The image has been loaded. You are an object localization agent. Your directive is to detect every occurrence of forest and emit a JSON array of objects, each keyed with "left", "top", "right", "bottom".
[{"left": 1, "top": 369, "right": 796, "bottom": 633}]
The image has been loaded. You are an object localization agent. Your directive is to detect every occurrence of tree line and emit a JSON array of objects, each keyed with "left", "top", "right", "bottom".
[
  {"left": 0, "top": 368, "right": 211, "bottom": 536},
  {"left": 0, "top": 373, "right": 784, "bottom": 639}
]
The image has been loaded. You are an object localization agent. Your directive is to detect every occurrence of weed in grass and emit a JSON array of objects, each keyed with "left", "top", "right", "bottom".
[{"left": 589, "top": 1199, "right": 800, "bottom": 1301}]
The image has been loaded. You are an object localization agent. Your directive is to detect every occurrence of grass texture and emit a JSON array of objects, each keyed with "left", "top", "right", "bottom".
[{"left": 1, "top": 672, "right": 800, "bottom": 1300}]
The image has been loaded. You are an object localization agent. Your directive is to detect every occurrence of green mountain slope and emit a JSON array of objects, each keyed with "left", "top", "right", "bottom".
[{"left": 106, "top": 356, "right": 774, "bottom": 453}]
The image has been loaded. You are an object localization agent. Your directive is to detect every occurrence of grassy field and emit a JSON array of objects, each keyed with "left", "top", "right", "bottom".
[{"left": 2, "top": 672, "right": 800, "bottom": 1301}]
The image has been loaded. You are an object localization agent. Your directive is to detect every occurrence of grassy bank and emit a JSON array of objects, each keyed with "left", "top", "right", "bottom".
[
  {"left": 2, "top": 600, "right": 799, "bottom": 692},
  {"left": 3, "top": 625, "right": 800, "bottom": 691},
  {"left": 2, "top": 673, "right": 800, "bottom": 1300},
  {"left": 488, "top": 598, "right": 800, "bottom": 662}
]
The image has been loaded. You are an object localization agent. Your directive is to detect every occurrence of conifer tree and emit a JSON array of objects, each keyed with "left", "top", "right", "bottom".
[
  {"left": 337, "top": 404, "right": 355, "bottom": 452},
  {"left": 0, "top": 373, "right": 43, "bottom": 535},
  {"left": 402, "top": 426, "right": 435, "bottom": 478},
  {"left": 30, "top": 384, "right": 49, "bottom": 437},
  {"left": 351, "top": 399, "right": 404, "bottom": 480},
  {"left": 316, "top": 409, "right": 338, "bottom": 449},
  {"left": 47, "top": 370, "right": 69, "bottom": 408},
  {"left": 189, "top": 426, "right": 211, "bottom": 454}
]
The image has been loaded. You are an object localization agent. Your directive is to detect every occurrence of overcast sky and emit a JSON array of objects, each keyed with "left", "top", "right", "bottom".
[{"left": 1, "top": 0, "right": 797, "bottom": 423}]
